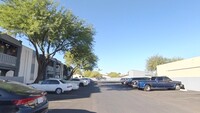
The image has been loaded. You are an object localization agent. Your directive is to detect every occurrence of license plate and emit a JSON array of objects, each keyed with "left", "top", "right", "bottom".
[{"left": 37, "top": 97, "right": 44, "bottom": 104}]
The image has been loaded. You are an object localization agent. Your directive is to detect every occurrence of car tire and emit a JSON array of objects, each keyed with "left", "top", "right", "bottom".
[
  {"left": 79, "top": 83, "right": 84, "bottom": 87},
  {"left": 55, "top": 88, "right": 62, "bottom": 94},
  {"left": 175, "top": 85, "right": 180, "bottom": 90},
  {"left": 144, "top": 85, "right": 151, "bottom": 91}
]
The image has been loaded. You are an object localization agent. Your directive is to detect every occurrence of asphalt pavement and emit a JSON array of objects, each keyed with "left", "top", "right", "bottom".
[{"left": 47, "top": 82, "right": 200, "bottom": 113}]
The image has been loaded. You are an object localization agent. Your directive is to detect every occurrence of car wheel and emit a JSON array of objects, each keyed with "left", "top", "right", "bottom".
[
  {"left": 79, "top": 83, "right": 84, "bottom": 87},
  {"left": 144, "top": 85, "right": 151, "bottom": 91},
  {"left": 175, "top": 85, "right": 180, "bottom": 90},
  {"left": 55, "top": 88, "right": 62, "bottom": 94}
]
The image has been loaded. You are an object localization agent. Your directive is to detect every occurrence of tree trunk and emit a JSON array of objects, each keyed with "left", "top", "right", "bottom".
[
  {"left": 66, "top": 68, "right": 75, "bottom": 80},
  {"left": 34, "top": 56, "right": 48, "bottom": 83},
  {"left": 34, "top": 63, "right": 45, "bottom": 83}
]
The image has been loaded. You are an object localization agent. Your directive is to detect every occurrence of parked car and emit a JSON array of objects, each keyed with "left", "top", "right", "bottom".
[
  {"left": 68, "top": 78, "right": 89, "bottom": 87},
  {"left": 30, "top": 78, "right": 73, "bottom": 94},
  {"left": 60, "top": 79, "right": 79, "bottom": 90},
  {"left": 0, "top": 79, "right": 48, "bottom": 113},
  {"left": 120, "top": 78, "right": 132, "bottom": 85},
  {"left": 137, "top": 76, "right": 185, "bottom": 91},
  {"left": 81, "top": 78, "right": 91, "bottom": 84},
  {"left": 127, "top": 77, "right": 150, "bottom": 88}
]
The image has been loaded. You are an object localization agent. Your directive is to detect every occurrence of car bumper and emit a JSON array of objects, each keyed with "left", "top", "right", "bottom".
[
  {"left": 132, "top": 84, "right": 138, "bottom": 88},
  {"left": 18, "top": 100, "right": 48, "bottom": 113},
  {"left": 72, "top": 85, "right": 79, "bottom": 90},
  {"left": 180, "top": 84, "right": 185, "bottom": 89},
  {"left": 33, "top": 102, "right": 48, "bottom": 113}
]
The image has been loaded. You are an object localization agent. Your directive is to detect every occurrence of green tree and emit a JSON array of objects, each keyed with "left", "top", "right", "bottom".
[
  {"left": 168, "top": 57, "right": 183, "bottom": 63},
  {"left": 0, "top": 0, "right": 95, "bottom": 82},
  {"left": 146, "top": 55, "right": 183, "bottom": 72},
  {"left": 64, "top": 47, "right": 98, "bottom": 79},
  {"left": 83, "top": 70, "right": 102, "bottom": 78},
  {"left": 107, "top": 72, "right": 120, "bottom": 78},
  {"left": 83, "top": 70, "right": 92, "bottom": 78},
  {"left": 73, "top": 69, "right": 82, "bottom": 75}
]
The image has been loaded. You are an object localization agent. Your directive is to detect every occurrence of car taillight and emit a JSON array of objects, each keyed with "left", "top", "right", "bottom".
[{"left": 13, "top": 96, "right": 44, "bottom": 107}]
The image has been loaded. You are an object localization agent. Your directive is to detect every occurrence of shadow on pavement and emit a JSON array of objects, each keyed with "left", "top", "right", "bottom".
[
  {"left": 47, "top": 81, "right": 101, "bottom": 101},
  {"left": 98, "top": 82, "right": 134, "bottom": 91},
  {"left": 48, "top": 109, "right": 96, "bottom": 113}
]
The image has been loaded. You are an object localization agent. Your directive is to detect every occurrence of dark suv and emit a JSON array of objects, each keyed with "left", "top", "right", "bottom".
[{"left": 0, "top": 79, "right": 48, "bottom": 113}]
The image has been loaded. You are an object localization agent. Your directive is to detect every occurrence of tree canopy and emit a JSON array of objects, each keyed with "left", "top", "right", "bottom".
[
  {"left": 146, "top": 55, "right": 183, "bottom": 72},
  {"left": 107, "top": 72, "right": 120, "bottom": 78},
  {"left": 64, "top": 46, "right": 98, "bottom": 79},
  {"left": 83, "top": 70, "right": 102, "bottom": 78},
  {"left": 0, "top": 0, "right": 95, "bottom": 82}
]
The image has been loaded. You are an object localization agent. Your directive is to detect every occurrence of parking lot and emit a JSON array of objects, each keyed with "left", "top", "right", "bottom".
[{"left": 47, "top": 82, "right": 200, "bottom": 113}]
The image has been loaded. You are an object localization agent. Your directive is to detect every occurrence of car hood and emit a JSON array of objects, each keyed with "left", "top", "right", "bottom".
[{"left": 0, "top": 81, "right": 45, "bottom": 96}]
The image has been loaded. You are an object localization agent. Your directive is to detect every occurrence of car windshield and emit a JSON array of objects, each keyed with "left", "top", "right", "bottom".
[
  {"left": 163, "top": 77, "right": 172, "bottom": 81},
  {"left": 60, "top": 79, "right": 68, "bottom": 83}
]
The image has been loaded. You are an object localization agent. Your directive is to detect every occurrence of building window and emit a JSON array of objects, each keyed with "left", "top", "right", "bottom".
[{"left": 0, "top": 40, "right": 17, "bottom": 56}]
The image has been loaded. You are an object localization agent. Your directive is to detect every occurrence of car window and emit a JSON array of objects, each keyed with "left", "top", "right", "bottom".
[
  {"left": 157, "top": 77, "right": 163, "bottom": 81},
  {"left": 151, "top": 77, "right": 163, "bottom": 81},
  {"left": 49, "top": 80, "right": 59, "bottom": 84},
  {"left": 132, "top": 78, "right": 137, "bottom": 80},
  {"left": 138, "top": 78, "right": 143, "bottom": 80},
  {"left": 151, "top": 77, "right": 156, "bottom": 80},
  {"left": 60, "top": 79, "right": 67, "bottom": 83},
  {"left": 163, "top": 77, "right": 172, "bottom": 81},
  {"left": 144, "top": 78, "right": 150, "bottom": 80},
  {"left": 41, "top": 80, "right": 49, "bottom": 84}
]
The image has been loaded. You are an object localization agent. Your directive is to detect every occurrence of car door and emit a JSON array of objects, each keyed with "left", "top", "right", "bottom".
[
  {"left": 70, "top": 79, "right": 80, "bottom": 84},
  {"left": 163, "top": 77, "right": 173, "bottom": 88},
  {"left": 66, "top": 80, "right": 79, "bottom": 86},
  {"left": 158, "top": 77, "right": 172, "bottom": 89},
  {"left": 153, "top": 77, "right": 164, "bottom": 89},
  {"left": 48, "top": 80, "right": 60, "bottom": 91},
  {"left": 38, "top": 80, "right": 49, "bottom": 91}
]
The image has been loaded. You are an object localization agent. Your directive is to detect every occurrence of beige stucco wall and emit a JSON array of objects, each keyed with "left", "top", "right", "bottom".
[
  {"left": 157, "top": 57, "right": 200, "bottom": 91},
  {"left": 157, "top": 56, "right": 200, "bottom": 77}
]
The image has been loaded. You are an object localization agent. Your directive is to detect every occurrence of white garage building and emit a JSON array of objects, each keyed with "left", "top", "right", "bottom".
[{"left": 157, "top": 56, "right": 200, "bottom": 91}]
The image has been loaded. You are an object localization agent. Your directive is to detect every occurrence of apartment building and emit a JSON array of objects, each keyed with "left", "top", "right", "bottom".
[
  {"left": 0, "top": 34, "right": 23, "bottom": 82},
  {"left": 0, "top": 34, "right": 71, "bottom": 83},
  {"left": 46, "top": 58, "right": 64, "bottom": 79}
]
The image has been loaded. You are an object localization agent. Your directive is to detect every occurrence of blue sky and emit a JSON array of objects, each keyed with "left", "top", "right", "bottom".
[{"left": 21, "top": 0, "right": 200, "bottom": 74}]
